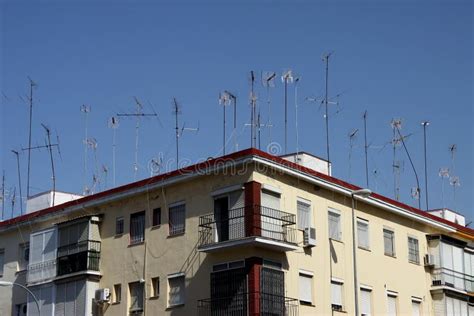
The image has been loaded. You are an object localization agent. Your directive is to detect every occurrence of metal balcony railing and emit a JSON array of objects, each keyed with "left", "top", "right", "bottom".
[
  {"left": 431, "top": 267, "right": 474, "bottom": 292},
  {"left": 198, "top": 205, "right": 297, "bottom": 248},
  {"left": 27, "top": 259, "right": 57, "bottom": 284},
  {"left": 197, "top": 292, "right": 299, "bottom": 316},
  {"left": 57, "top": 240, "right": 101, "bottom": 276}
]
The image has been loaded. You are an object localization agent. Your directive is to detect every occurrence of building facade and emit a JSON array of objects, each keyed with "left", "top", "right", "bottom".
[{"left": 0, "top": 148, "right": 472, "bottom": 315}]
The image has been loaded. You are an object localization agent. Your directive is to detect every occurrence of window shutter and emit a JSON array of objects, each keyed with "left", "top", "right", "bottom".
[
  {"left": 331, "top": 282, "right": 343, "bottom": 306},
  {"left": 55, "top": 283, "right": 66, "bottom": 316},
  {"left": 299, "top": 274, "right": 312, "bottom": 303},
  {"left": 328, "top": 212, "right": 341, "bottom": 240},
  {"left": 360, "top": 288, "right": 371, "bottom": 316},
  {"left": 261, "top": 190, "right": 280, "bottom": 209},
  {"left": 383, "top": 229, "right": 394, "bottom": 255},
  {"left": 357, "top": 221, "right": 369, "bottom": 249},
  {"left": 297, "top": 201, "right": 311, "bottom": 230},
  {"left": 76, "top": 280, "right": 86, "bottom": 316},
  {"left": 387, "top": 295, "right": 397, "bottom": 316},
  {"left": 229, "top": 190, "right": 244, "bottom": 209},
  {"left": 452, "top": 246, "right": 464, "bottom": 289},
  {"left": 412, "top": 301, "right": 421, "bottom": 316}
]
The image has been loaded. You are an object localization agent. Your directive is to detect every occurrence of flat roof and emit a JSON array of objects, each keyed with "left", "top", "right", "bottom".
[{"left": 0, "top": 148, "right": 472, "bottom": 237}]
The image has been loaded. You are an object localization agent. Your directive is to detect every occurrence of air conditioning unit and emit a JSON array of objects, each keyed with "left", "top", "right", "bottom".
[
  {"left": 95, "top": 288, "right": 110, "bottom": 302},
  {"left": 303, "top": 227, "right": 316, "bottom": 247},
  {"left": 424, "top": 254, "right": 435, "bottom": 267}
]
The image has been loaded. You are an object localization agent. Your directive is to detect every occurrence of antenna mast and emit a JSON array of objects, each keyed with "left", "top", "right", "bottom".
[
  {"left": 1, "top": 171, "right": 4, "bottom": 220},
  {"left": 249, "top": 71, "right": 257, "bottom": 148},
  {"left": 108, "top": 116, "right": 119, "bottom": 187},
  {"left": 219, "top": 92, "right": 231, "bottom": 155},
  {"left": 421, "top": 121, "right": 430, "bottom": 210},
  {"left": 262, "top": 72, "right": 276, "bottom": 145},
  {"left": 41, "top": 124, "right": 58, "bottom": 206},
  {"left": 81, "top": 105, "right": 91, "bottom": 194},
  {"left": 11, "top": 150, "right": 23, "bottom": 215},
  {"left": 117, "top": 97, "right": 158, "bottom": 180},
  {"left": 347, "top": 129, "right": 359, "bottom": 181},
  {"left": 363, "top": 111, "right": 369, "bottom": 188},
  {"left": 26, "top": 77, "right": 37, "bottom": 198},
  {"left": 173, "top": 98, "right": 181, "bottom": 166},
  {"left": 224, "top": 90, "right": 237, "bottom": 152},
  {"left": 322, "top": 52, "right": 333, "bottom": 170},
  {"left": 281, "top": 69, "right": 293, "bottom": 154},
  {"left": 294, "top": 76, "right": 301, "bottom": 156}
]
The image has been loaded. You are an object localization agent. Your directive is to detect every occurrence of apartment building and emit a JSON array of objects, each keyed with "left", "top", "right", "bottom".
[{"left": 0, "top": 148, "right": 472, "bottom": 316}]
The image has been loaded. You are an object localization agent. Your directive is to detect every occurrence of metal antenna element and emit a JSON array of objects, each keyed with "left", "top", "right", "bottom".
[
  {"left": 449, "top": 144, "right": 457, "bottom": 173},
  {"left": 348, "top": 129, "right": 359, "bottom": 180},
  {"left": 421, "top": 121, "right": 430, "bottom": 210},
  {"left": 108, "top": 116, "right": 119, "bottom": 187},
  {"left": 26, "top": 77, "right": 38, "bottom": 199},
  {"left": 294, "top": 76, "right": 301, "bottom": 156},
  {"left": 262, "top": 71, "right": 276, "bottom": 144},
  {"left": 322, "top": 51, "right": 334, "bottom": 170},
  {"left": 281, "top": 69, "right": 294, "bottom": 154},
  {"left": 102, "top": 165, "right": 108, "bottom": 190},
  {"left": 172, "top": 98, "right": 182, "bottom": 167},
  {"left": 449, "top": 175, "right": 461, "bottom": 210},
  {"left": 363, "top": 111, "right": 369, "bottom": 188},
  {"left": 1, "top": 171, "right": 4, "bottom": 220},
  {"left": 80, "top": 104, "right": 91, "bottom": 194},
  {"left": 249, "top": 71, "right": 258, "bottom": 148},
  {"left": 11, "top": 150, "right": 23, "bottom": 215},
  {"left": 438, "top": 167, "right": 450, "bottom": 208},
  {"left": 219, "top": 92, "right": 231, "bottom": 155},
  {"left": 393, "top": 121, "right": 421, "bottom": 209},
  {"left": 117, "top": 97, "right": 158, "bottom": 180},
  {"left": 224, "top": 90, "right": 238, "bottom": 152},
  {"left": 11, "top": 187, "right": 16, "bottom": 218},
  {"left": 41, "top": 123, "right": 59, "bottom": 206}
]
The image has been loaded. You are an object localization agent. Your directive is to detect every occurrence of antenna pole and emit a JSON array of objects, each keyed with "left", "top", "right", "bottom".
[
  {"left": 233, "top": 95, "right": 237, "bottom": 151},
  {"left": 323, "top": 54, "right": 331, "bottom": 170},
  {"left": 11, "top": 151, "right": 23, "bottom": 215},
  {"left": 81, "top": 105, "right": 91, "bottom": 194},
  {"left": 295, "top": 77, "right": 300, "bottom": 156},
  {"left": 41, "top": 124, "right": 56, "bottom": 206},
  {"left": 1, "top": 171, "right": 4, "bottom": 220},
  {"left": 174, "top": 98, "right": 180, "bottom": 167},
  {"left": 421, "top": 121, "right": 430, "bottom": 210},
  {"left": 284, "top": 77, "right": 288, "bottom": 154},
  {"left": 26, "top": 78, "right": 36, "bottom": 198},
  {"left": 250, "top": 71, "right": 257, "bottom": 148},
  {"left": 363, "top": 111, "right": 369, "bottom": 188}
]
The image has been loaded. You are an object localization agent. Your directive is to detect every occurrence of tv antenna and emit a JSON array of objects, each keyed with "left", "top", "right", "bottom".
[
  {"left": 421, "top": 121, "right": 430, "bottom": 210},
  {"left": 391, "top": 119, "right": 421, "bottom": 209},
  {"left": 281, "top": 69, "right": 294, "bottom": 154},
  {"left": 219, "top": 91, "right": 231, "bottom": 155},
  {"left": 172, "top": 98, "right": 199, "bottom": 168},
  {"left": 438, "top": 167, "right": 450, "bottom": 208},
  {"left": 117, "top": 97, "right": 159, "bottom": 180},
  {"left": 108, "top": 116, "right": 119, "bottom": 187},
  {"left": 363, "top": 111, "right": 369, "bottom": 188},
  {"left": 449, "top": 175, "right": 460, "bottom": 210},
  {"left": 347, "top": 129, "right": 359, "bottom": 181},
  {"left": 249, "top": 71, "right": 258, "bottom": 148},
  {"left": 11, "top": 150, "right": 23, "bottom": 215},
  {"left": 322, "top": 51, "right": 334, "bottom": 170},
  {"left": 81, "top": 105, "right": 91, "bottom": 194},
  {"left": 224, "top": 90, "right": 238, "bottom": 152},
  {"left": 148, "top": 154, "right": 163, "bottom": 176},
  {"left": 41, "top": 123, "right": 61, "bottom": 206},
  {"left": 26, "top": 77, "right": 38, "bottom": 199},
  {"left": 262, "top": 71, "right": 276, "bottom": 144},
  {"left": 1, "top": 171, "right": 5, "bottom": 220},
  {"left": 449, "top": 144, "right": 457, "bottom": 173},
  {"left": 294, "top": 76, "right": 301, "bottom": 156},
  {"left": 101, "top": 165, "right": 109, "bottom": 190},
  {"left": 10, "top": 187, "right": 16, "bottom": 219}
]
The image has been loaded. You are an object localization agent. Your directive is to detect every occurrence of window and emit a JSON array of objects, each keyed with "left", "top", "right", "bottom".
[
  {"left": 360, "top": 288, "right": 372, "bottom": 316},
  {"left": 129, "top": 282, "right": 144, "bottom": 313},
  {"left": 328, "top": 210, "right": 341, "bottom": 240},
  {"left": 387, "top": 293, "right": 398, "bottom": 316},
  {"left": 115, "top": 217, "right": 124, "bottom": 235},
  {"left": 151, "top": 277, "right": 160, "bottom": 297},
  {"left": 411, "top": 298, "right": 421, "bottom": 316},
  {"left": 168, "top": 274, "right": 185, "bottom": 307},
  {"left": 299, "top": 271, "right": 313, "bottom": 305},
  {"left": 113, "top": 284, "right": 121, "bottom": 303},
  {"left": 331, "top": 280, "right": 344, "bottom": 311},
  {"left": 357, "top": 219, "right": 370, "bottom": 250},
  {"left": 446, "top": 296, "right": 469, "bottom": 316},
  {"left": 169, "top": 203, "right": 185, "bottom": 236},
  {"left": 18, "top": 242, "right": 30, "bottom": 271},
  {"left": 0, "top": 249, "right": 4, "bottom": 276},
  {"left": 130, "top": 212, "right": 145, "bottom": 244},
  {"left": 408, "top": 237, "right": 420, "bottom": 264},
  {"left": 297, "top": 200, "right": 311, "bottom": 230},
  {"left": 152, "top": 208, "right": 161, "bottom": 226},
  {"left": 383, "top": 229, "right": 395, "bottom": 257}
]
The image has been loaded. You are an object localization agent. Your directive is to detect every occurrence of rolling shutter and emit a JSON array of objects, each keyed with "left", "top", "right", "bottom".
[
  {"left": 360, "top": 288, "right": 371, "bottom": 316},
  {"left": 299, "top": 273, "right": 312, "bottom": 304},
  {"left": 297, "top": 201, "right": 311, "bottom": 230},
  {"left": 331, "top": 282, "right": 343, "bottom": 307},
  {"left": 387, "top": 295, "right": 397, "bottom": 316},
  {"left": 412, "top": 300, "right": 421, "bottom": 316}
]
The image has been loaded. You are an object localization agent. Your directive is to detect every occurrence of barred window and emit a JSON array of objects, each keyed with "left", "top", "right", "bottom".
[
  {"left": 115, "top": 217, "right": 124, "bottom": 235},
  {"left": 383, "top": 229, "right": 395, "bottom": 257},
  {"left": 169, "top": 204, "right": 186, "bottom": 236},
  {"left": 408, "top": 237, "right": 419, "bottom": 264},
  {"left": 130, "top": 212, "right": 145, "bottom": 244}
]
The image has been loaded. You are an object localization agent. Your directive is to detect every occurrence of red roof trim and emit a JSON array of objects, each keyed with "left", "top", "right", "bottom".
[{"left": 1, "top": 148, "right": 472, "bottom": 236}]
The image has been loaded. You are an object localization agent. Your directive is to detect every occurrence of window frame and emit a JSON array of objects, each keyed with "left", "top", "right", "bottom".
[
  {"left": 298, "top": 270, "right": 314, "bottom": 305},
  {"left": 113, "top": 283, "right": 122, "bottom": 304},
  {"left": 115, "top": 216, "right": 124, "bottom": 236},
  {"left": 408, "top": 236, "right": 420, "bottom": 264},
  {"left": 152, "top": 208, "right": 161, "bottom": 227},
  {"left": 357, "top": 218, "right": 370, "bottom": 250},
  {"left": 151, "top": 277, "right": 160, "bottom": 298},
  {"left": 129, "top": 211, "right": 146, "bottom": 245},
  {"left": 328, "top": 209, "right": 342, "bottom": 241},
  {"left": 18, "top": 242, "right": 30, "bottom": 271},
  {"left": 128, "top": 281, "right": 144, "bottom": 313},
  {"left": 360, "top": 286, "right": 372, "bottom": 316},
  {"left": 167, "top": 273, "right": 185, "bottom": 308},
  {"left": 297, "top": 199, "right": 312, "bottom": 231},
  {"left": 383, "top": 228, "right": 396, "bottom": 257},
  {"left": 331, "top": 279, "right": 344, "bottom": 311},
  {"left": 168, "top": 202, "right": 186, "bottom": 236}
]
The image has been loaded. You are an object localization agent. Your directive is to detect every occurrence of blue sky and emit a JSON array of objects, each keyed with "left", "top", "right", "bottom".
[{"left": 1, "top": 1, "right": 472, "bottom": 222}]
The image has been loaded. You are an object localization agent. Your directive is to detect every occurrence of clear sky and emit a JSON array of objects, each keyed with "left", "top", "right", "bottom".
[{"left": 1, "top": 1, "right": 472, "bottom": 222}]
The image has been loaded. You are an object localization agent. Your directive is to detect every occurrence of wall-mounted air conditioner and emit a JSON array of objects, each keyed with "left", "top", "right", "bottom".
[
  {"left": 303, "top": 227, "right": 316, "bottom": 247},
  {"left": 424, "top": 254, "right": 435, "bottom": 267},
  {"left": 95, "top": 288, "right": 110, "bottom": 302}
]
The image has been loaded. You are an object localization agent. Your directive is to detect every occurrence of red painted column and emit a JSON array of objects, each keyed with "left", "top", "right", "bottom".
[
  {"left": 246, "top": 257, "right": 263, "bottom": 316},
  {"left": 244, "top": 181, "right": 261, "bottom": 237}
]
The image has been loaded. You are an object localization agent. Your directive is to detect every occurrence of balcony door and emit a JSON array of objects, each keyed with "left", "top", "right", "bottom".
[
  {"left": 210, "top": 267, "right": 247, "bottom": 315},
  {"left": 261, "top": 190, "right": 282, "bottom": 240},
  {"left": 214, "top": 197, "right": 230, "bottom": 242},
  {"left": 214, "top": 190, "right": 244, "bottom": 242},
  {"left": 260, "top": 266, "right": 285, "bottom": 316}
]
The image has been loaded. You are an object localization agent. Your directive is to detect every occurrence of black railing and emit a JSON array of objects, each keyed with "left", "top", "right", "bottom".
[
  {"left": 432, "top": 267, "right": 474, "bottom": 292},
  {"left": 57, "top": 240, "right": 101, "bottom": 276},
  {"left": 197, "top": 292, "right": 298, "bottom": 316},
  {"left": 198, "top": 205, "right": 297, "bottom": 248}
]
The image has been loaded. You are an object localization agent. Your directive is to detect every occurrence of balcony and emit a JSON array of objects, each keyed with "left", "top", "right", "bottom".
[
  {"left": 197, "top": 292, "right": 299, "bottom": 316},
  {"left": 431, "top": 267, "right": 474, "bottom": 293},
  {"left": 198, "top": 205, "right": 298, "bottom": 253},
  {"left": 27, "top": 259, "right": 57, "bottom": 284},
  {"left": 57, "top": 240, "right": 101, "bottom": 277}
]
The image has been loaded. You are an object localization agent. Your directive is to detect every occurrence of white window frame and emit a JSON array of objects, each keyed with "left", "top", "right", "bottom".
[
  {"left": 360, "top": 286, "right": 372, "bottom": 316},
  {"left": 411, "top": 296, "right": 422, "bottom": 316},
  {"left": 331, "top": 278, "right": 344, "bottom": 311},
  {"left": 297, "top": 198, "right": 312, "bottom": 230},
  {"left": 386, "top": 290, "right": 398, "bottom": 316},
  {"left": 168, "top": 272, "right": 185, "bottom": 307},
  {"left": 328, "top": 209, "right": 342, "bottom": 241},
  {"left": 383, "top": 228, "right": 396, "bottom": 257},
  {"left": 357, "top": 218, "right": 370, "bottom": 250},
  {"left": 298, "top": 270, "right": 314, "bottom": 305},
  {"left": 408, "top": 236, "right": 420, "bottom": 264}
]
